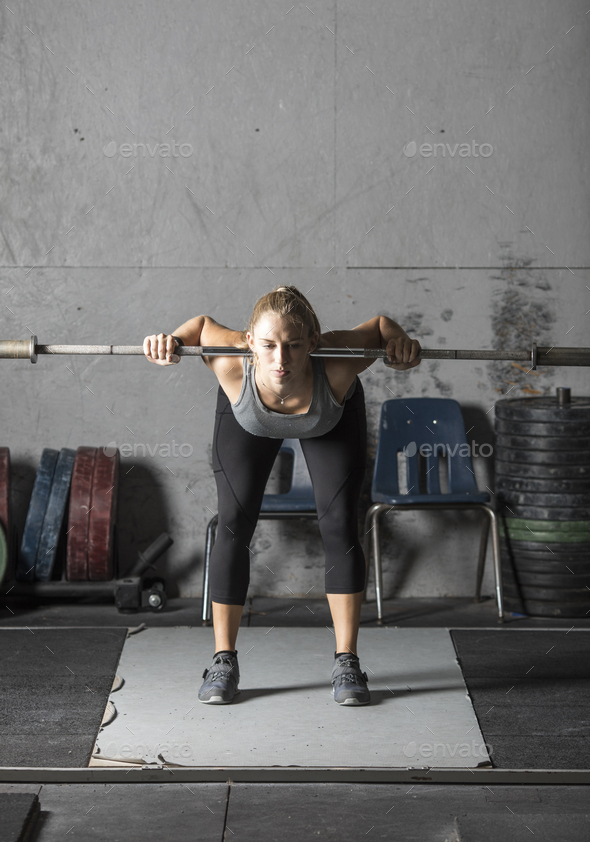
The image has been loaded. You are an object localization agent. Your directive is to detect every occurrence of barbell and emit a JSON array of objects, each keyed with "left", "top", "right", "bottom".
[{"left": 1, "top": 337, "right": 589, "bottom": 368}]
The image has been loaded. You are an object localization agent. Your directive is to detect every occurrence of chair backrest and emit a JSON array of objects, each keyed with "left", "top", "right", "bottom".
[
  {"left": 277, "top": 438, "right": 313, "bottom": 498},
  {"left": 372, "top": 398, "right": 479, "bottom": 498},
  {"left": 260, "top": 438, "right": 315, "bottom": 512}
]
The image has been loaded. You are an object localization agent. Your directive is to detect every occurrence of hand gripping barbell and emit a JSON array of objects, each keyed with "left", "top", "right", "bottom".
[{"left": 1, "top": 337, "right": 590, "bottom": 368}]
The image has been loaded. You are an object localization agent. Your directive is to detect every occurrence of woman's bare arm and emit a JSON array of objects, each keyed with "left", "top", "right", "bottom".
[
  {"left": 143, "top": 316, "right": 245, "bottom": 399},
  {"left": 321, "top": 315, "right": 421, "bottom": 400},
  {"left": 143, "top": 315, "right": 208, "bottom": 366},
  {"left": 321, "top": 315, "right": 421, "bottom": 371}
]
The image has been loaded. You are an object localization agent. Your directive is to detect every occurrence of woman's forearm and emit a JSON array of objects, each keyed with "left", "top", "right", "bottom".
[
  {"left": 378, "top": 316, "right": 411, "bottom": 347},
  {"left": 172, "top": 315, "right": 207, "bottom": 346},
  {"left": 378, "top": 315, "right": 421, "bottom": 369}
]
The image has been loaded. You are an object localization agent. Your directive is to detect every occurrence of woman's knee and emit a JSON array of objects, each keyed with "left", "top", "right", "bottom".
[
  {"left": 318, "top": 496, "right": 361, "bottom": 537},
  {"left": 216, "top": 500, "right": 257, "bottom": 542}
]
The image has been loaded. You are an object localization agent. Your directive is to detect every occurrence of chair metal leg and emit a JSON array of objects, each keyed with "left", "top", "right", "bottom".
[
  {"left": 479, "top": 505, "right": 504, "bottom": 623},
  {"left": 362, "top": 508, "right": 374, "bottom": 601},
  {"left": 201, "top": 514, "right": 218, "bottom": 625},
  {"left": 486, "top": 507, "right": 504, "bottom": 622},
  {"left": 475, "top": 513, "right": 490, "bottom": 602},
  {"left": 370, "top": 507, "right": 385, "bottom": 624}
]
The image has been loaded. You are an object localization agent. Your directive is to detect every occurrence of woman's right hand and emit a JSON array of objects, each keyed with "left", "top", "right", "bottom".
[{"left": 143, "top": 333, "right": 181, "bottom": 365}]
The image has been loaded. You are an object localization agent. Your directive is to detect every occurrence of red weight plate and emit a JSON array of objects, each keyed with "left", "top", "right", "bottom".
[
  {"left": 0, "top": 448, "right": 11, "bottom": 580},
  {"left": 66, "top": 447, "right": 97, "bottom": 581},
  {"left": 88, "top": 447, "right": 119, "bottom": 581}
]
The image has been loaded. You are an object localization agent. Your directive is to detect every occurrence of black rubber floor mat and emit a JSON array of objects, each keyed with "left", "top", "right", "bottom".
[
  {"left": 0, "top": 792, "right": 39, "bottom": 842},
  {"left": 227, "top": 783, "right": 590, "bottom": 841},
  {"left": 0, "top": 628, "right": 127, "bottom": 767},
  {"left": 24, "top": 783, "right": 228, "bottom": 841},
  {"left": 451, "top": 629, "right": 590, "bottom": 769}
]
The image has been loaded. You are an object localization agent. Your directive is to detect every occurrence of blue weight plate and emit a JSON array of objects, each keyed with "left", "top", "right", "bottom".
[
  {"left": 17, "top": 449, "right": 59, "bottom": 582},
  {"left": 0, "top": 521, "right": 7, "bottom": 586},
  {"left": 35, "top": 448, "right": 76, "bottom": 582}
]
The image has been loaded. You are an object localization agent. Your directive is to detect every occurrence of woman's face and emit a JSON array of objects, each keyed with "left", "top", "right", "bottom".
[{"left": 247, "top": 313, "right": 318, "bottom": 386}]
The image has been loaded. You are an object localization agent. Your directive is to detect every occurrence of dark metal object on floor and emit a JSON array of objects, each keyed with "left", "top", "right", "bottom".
[
  {"left": 3, "top": 531, "right": 172, "bottom": 612},
  {"left": 120, "top": 531, "right": 174, "bottom": 612}
]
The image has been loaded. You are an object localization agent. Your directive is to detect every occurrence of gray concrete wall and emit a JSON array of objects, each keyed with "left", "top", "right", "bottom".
[{"left": 1, "top": 1, "right": 589, "bottom": 600}]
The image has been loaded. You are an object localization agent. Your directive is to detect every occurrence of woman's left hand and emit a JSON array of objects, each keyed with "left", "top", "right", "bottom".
[{"left": 384, "top": 335, "right": 422, "bottom": 370}]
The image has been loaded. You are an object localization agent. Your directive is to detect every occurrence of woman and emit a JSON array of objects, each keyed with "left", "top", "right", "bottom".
[{"left": 144, "top": 286, "right": 421, "bottom": 706}]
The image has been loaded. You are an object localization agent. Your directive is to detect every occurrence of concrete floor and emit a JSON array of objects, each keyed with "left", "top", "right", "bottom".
[{"left": 3, "top": 593, "right": 589, "bottom": 630}]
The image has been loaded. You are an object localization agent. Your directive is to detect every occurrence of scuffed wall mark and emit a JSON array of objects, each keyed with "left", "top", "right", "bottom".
[
  {"left": 441, "top": 309, "right": 453, "bottom": 322},
  {"left": 424, "top": 361, "right": 453, "bottom": 397},
  {"left": 489, "top": 255, "right": 555, "bottom": 395},
  {"left": 205, "top": 442, "right": 213, "bottom": 470},
  {"left": 0, "top": 226, "right": 17, "bottom": 265},
  {"left": 394, "top": 310, "right": 434, "bottom": 339},
  {"left": 378, "top": 310, "right": 434, "bottom": 393},
  {"left": 184, "top": 190, "right": 217, "bottom": 258}
]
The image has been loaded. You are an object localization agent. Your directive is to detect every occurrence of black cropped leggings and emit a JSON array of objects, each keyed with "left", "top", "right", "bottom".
[{"left": 209, "top": 379, "right": 367, "bottom": 605}]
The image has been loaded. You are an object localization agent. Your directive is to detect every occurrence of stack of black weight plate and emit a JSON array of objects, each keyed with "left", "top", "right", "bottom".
[{"left": 495, "top": 392, "right": 590, "bottom": 617}]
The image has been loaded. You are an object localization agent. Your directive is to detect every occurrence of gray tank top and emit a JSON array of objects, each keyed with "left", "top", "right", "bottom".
[{"left": 231, "top": 355, "right": 358, "bottom": 439}]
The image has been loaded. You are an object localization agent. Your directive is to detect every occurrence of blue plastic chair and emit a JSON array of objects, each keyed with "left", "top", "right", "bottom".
[
  {"left": 201, "top": 439, "right": 317, "bottom": 623},
  {"left": 363, "top": 398, "right": 503, "bottom": 622}
]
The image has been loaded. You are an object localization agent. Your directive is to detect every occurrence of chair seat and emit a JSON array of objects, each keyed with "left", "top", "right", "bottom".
[
  {"left": 372, "top": 491, "right": 490, "bottom": 505},
  {"left": 260, "top": 495, "right": 316, "bottom": 512}
]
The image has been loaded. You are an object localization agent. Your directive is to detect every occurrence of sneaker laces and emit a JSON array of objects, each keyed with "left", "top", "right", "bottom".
[
  {"left": 336, "top": 656, "right": 360, "bottom": 669},
  {"left": 203, "top": 655, "right": 236, "bottom": 682},
  {"left": 334, "top": 671, "right": 369, "bottom": 686},
  {"left": 332, "top": 656, "right": 368, "bottom": 686}
]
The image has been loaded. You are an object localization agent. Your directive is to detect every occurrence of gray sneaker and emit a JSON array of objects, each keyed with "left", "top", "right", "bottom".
[
  {"left": 198, "top": 650, "right": 240, "bottom": 704},
  {"left": 331, "top": 652, "right": 370, "bottom": 705}
]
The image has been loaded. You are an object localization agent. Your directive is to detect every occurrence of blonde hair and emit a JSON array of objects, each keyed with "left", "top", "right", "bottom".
[{"left": 241, "top": 286, "right": 321, "bottom": 361}]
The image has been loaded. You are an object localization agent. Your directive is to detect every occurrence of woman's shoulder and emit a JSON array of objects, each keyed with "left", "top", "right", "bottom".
[
  {"left": 317, "top": 323, "right": 380, "bottom": 379},
  {"left": 200, "top": 316, "right": 248, "bottom": 352},
  {"left": 199, "top": 317, "right": 248, "bottom": 400}
]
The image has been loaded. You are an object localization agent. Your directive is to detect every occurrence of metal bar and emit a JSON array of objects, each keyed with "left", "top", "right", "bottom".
[
  {"left": 1, "top": 338, "right": 590, "bottom": 365},
  {"left": 0, "top": 766, "right": 589, "bottom": 784},
  {"left": 30, "top": 345, "right": 536, "bottom": 360},
  {"left": 1, "top": 581, "right": 116, "bottom": 598}
]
